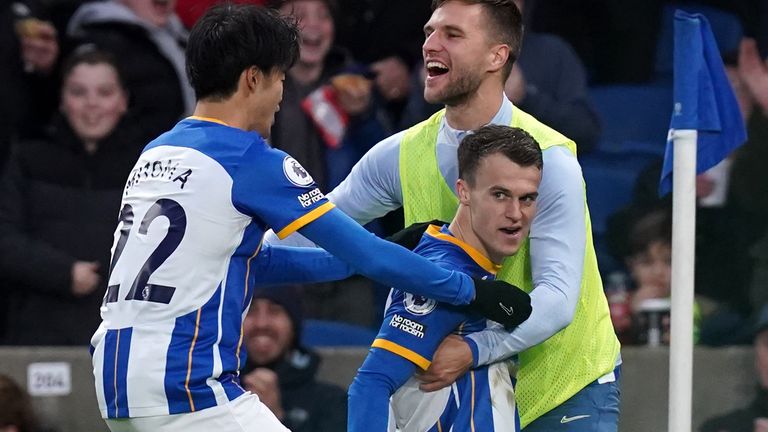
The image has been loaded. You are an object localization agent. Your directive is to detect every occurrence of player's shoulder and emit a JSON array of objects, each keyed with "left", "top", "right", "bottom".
[{"left": 146, "top": 118, "right": 272, "bottom": 172}]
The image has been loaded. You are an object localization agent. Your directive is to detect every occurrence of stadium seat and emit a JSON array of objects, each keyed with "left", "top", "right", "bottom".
[
  {"left": 655, "top": 2, "right": 743, "bottom": 77},
  {"left": 589, "top": 83, "right": 672, "bottom": 156},
  {"left": 580, "top": 151, "right": 660, "bottom": 237},
  {"left": 300, "top": 319, "right": 377, "bottom": 347}
]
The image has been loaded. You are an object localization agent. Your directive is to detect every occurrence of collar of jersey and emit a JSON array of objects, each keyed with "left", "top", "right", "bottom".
[
  {"left": 187, "top": 115, "right": 230, "bottom": 126},
  {"left": 425, "top": 225, "right": 501, "bottom": 274}
]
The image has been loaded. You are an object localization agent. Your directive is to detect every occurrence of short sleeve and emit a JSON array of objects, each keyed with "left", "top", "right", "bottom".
[{"left": 231, "top": 145, "right": 334, "bottom": 238}]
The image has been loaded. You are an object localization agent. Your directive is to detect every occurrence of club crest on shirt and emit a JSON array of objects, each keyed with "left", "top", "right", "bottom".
[
  {"left": 283, "top": 156, "right": 314, "bottom": 187},
  {"left": 403, "top": 293, "right": 437, "bottom": 316}
]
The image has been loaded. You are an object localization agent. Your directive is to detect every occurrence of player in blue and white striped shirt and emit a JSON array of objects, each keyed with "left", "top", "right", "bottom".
[
  {"left": 348, "top": 125, "right": 542, "bottom": 432},
  {"left": 91, "top": 5, "right": 529, "bottom": 432}
]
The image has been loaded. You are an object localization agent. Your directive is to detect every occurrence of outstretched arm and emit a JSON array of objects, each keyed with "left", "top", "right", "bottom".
[
  {"left": 251, "top": 243, "right": 355, "bottom": 286},
  {"left": 299, "top": 207, "right": 475, "bottom": 306}
]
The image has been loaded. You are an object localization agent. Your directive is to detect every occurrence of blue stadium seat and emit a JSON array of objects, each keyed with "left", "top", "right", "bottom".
[
  {"left": 580, "top": 152, "right": 660, "bottom": 236},
  {"left": 580, "top": 152, "right": 661, "bottom": 276},
  {"left": 655, "top": 2, "right": 743, "bottom": 77},
  {"left": 300, "top": 319, "right": 377, "bottom": 347},
  {"left": 589, "top": 83, "right": 672, "bottom": 156}
]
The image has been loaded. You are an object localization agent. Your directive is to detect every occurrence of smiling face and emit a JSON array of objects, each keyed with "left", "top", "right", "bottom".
[
  {"left": 422, "top": 1, "right": 500, "bottom": 106},
  {"left": 455, "top": 152, "right": 541, "bottom": 263},
  {"left": 60, "top": 62, "right": 128, "bottom": 147},
  {"left": 120, "top": 0, "right": 177, "bottom": 27},
  {"left": 280, "top": 0, "right": 334, "bottom": 68},
  {"left": 243, "top": 299, "right": 294, "bottom": 365}
]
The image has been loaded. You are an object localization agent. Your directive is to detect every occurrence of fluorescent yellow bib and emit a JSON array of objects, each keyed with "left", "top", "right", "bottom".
[{"left": 399, "top": 108, "right": 620, "bottom": 426}]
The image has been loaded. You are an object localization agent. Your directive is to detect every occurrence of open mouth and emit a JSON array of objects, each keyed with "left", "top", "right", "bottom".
[
  {"left": 301, "top": 33, "right": 325, "bottom": 49},
  {"left": 499, "top": 227, "right": 522, "bottom": 236},
  {"left": 426, "top": 61, "right": 449, "bottom": 78}
]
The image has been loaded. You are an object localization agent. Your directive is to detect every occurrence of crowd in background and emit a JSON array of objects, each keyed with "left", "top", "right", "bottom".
[
  {"left": 2, "top": 0, "right": 768, "bottom": 345},
  {"left": 1, "top": 0, "right": 768, "bottom": 429}
]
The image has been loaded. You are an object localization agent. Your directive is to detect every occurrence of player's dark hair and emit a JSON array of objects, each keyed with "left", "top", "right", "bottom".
[
  {"left": 458, "top": 124, "right": 542, "bottom": 186},
  {"left": 61, "top": 44, "right": 126, "bottom": 90},
  {"left": 431, "top": 0, "right": 523, "bottom": 81},
  {"left": 186, "top": 4, "right": 300, "bottom": 101}
]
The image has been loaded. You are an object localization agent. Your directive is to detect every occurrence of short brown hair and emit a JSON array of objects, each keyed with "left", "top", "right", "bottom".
[
  {"left": 431, "top": 0, "right": 523, "bottom": 81},
  {"left": 458, "top": 124, "right": 542, "bottom": 186}
]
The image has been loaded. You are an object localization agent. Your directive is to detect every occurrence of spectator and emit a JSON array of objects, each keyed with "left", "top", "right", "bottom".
[
  {"left": 270, "top": 0, "right": 389, "bottom": 191},
  {"left": 729, "top": 38, "right": 768, "bottom": 312},
  {"left": 333, "top": 0, "right": 432, "bottom": 124},
  {"left": 241, "top": 285, "right": 347, "bottom": 432},
  {"left": 66, "top": 0, "right": 193, "bottom": 145},
  {"left": 0, "top": 1, "right": 60, "bottom": 162},
  {"left": 0, "top": 47, "right": 141, "bottom": 345},
  {"left": 503, "top": 0, "right": 601, "bottom": 152},
  {"left": 0, "top": 374, "right": 38, "bottom": 432},
  {"left": 175, "top": 0, "right": 266, "bottom": 29},
  {"left": 700, "top": 303, "right": 768, "bottom": 432},
  {"left": 624, "top": 209, "right": 672, "bottom": 314},
  {"left": 270, "top": 0, "right": 391, "bottom": 326}
]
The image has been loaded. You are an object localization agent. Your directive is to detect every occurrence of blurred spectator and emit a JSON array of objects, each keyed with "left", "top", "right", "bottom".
[
  {"left": 66, "top": 0, "right": 193, "bottom": 145},
  {"left": 175, "top": 0, "right": 266, "bottom": 29},
  {"left": 268, "top": 0, "right": 390, "bottom": 326},
  {"left": 241, "top": 286, "right": 347, "bottom": 432},
  {"left": 333, "top": 0, "right": 432, "bottom": 123},
  {"left": 504, "top": 0, "right": 601, "bottom": 152},
  {"left": 0, "top": 1, "right": 60, "bottom": 165},
  {"left": 270, "top": 0, "right": 389, "bottom": 191},
  {"left": 0, "top": 47, "right": 141, "bottom": 345},
  {"left": 0, "top": 374, "right": 38, "bottom": 432},
  {"left": 624, "top": 209, "right": 672, "bottom": 313},
  {"left": 700, "top": 303, "right": 768, "bottom": 432},
  {"left": 609, "top": 209, "right": 708, "bottom": 345},
  {"left": 729, "top": 38, "right": 768, "bottom": 313}
]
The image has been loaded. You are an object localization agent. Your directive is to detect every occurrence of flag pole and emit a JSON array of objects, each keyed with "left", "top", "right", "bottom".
[{"left": 668, "top": 128, "right": 697, "bottom": 432}]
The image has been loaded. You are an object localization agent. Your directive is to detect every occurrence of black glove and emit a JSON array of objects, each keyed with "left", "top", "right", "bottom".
[
  {"left": 469, "top": 278, "right": 532, "bottom": 330},
  {"left": 386, "top": 220, "right": 450, "bottom": 250}
]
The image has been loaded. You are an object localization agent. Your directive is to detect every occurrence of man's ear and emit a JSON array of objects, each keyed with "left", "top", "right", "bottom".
[
  {"left": 456, "top": 179, "right": 471, "bottom": 205},
  {"left": 488, "top": 44, "right": 510, "bottom": 74},
  {"left": 245, "top": 66, "right": 262, "bottom": 91}
]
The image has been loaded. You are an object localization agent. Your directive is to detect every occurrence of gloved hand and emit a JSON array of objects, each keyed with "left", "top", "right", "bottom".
[
  {"left": 386, "top": 220, "right": 449, "bottom": 250},
  {"left": 469, "top": 278, "right": 532, "bottom": 330}
]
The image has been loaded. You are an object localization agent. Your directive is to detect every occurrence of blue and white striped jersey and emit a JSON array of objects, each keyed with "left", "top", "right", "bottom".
[{"left": 91, "top": 117, "right": 334, "bottom": 419}]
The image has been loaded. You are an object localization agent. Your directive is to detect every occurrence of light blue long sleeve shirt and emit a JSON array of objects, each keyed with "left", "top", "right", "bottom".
[{"left": 326, "top": 96, "right": 587, "bottom": 366}]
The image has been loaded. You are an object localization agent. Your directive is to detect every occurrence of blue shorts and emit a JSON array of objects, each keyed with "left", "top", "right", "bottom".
[{"left": 522, "top": 367, "right": 621, "bottom": 432}]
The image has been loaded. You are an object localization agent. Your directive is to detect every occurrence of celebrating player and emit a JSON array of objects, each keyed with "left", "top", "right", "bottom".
[
  {"left": 348, "top": 125, "right": 540, "bottom": 432},
  {"left": 89, "top": 4, "right": 530, "bottom": 432}
]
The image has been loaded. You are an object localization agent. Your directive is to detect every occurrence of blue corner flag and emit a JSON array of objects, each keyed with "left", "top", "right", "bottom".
[{"left": 659, "top": 10, "right": 747, "bottom": 195}]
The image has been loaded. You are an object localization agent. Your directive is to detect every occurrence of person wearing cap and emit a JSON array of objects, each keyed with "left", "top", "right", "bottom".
[
  {"left": 241, "top": 285, "right": 347, "bottom": 432},
  {"left": 700, "top": 303, "right": 768, "bottom": 432}
]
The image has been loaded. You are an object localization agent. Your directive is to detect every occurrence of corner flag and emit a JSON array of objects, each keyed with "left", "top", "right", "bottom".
[{"left": 658, "top": 10, "right": 747, "bottom": 195}]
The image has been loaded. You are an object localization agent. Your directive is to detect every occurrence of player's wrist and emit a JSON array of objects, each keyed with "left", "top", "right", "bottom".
[{"left": 462, "top": 336, "right": 480, "bottom": 368}]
